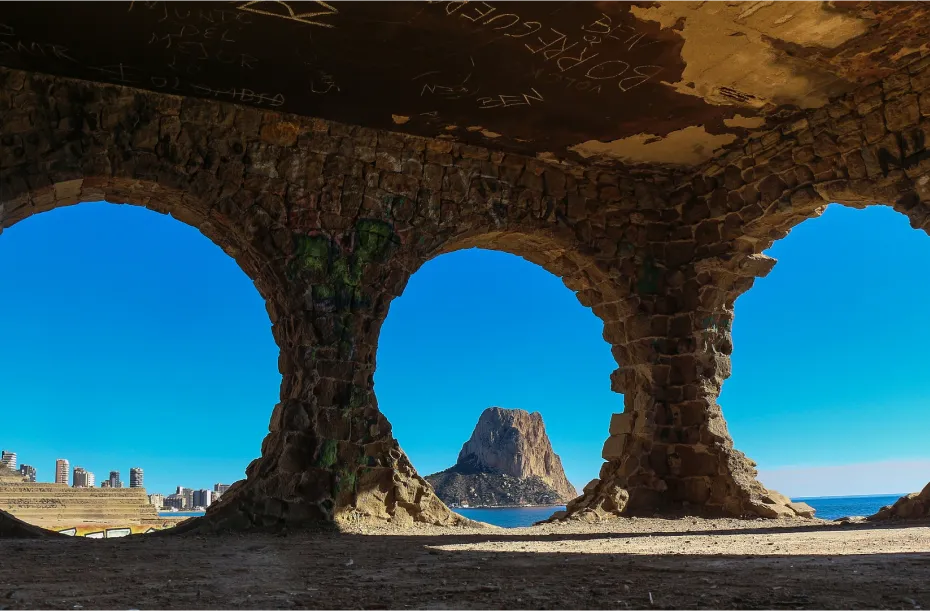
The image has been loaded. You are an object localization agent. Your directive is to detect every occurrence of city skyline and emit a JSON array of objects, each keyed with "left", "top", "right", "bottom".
[{"left": 1, "top": 447, "right": 230, "bottom": 497}]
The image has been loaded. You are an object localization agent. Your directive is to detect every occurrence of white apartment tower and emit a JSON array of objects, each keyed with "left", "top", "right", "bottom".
[{"left": 0, "top": 451, "right": 16, "bottom": 470}]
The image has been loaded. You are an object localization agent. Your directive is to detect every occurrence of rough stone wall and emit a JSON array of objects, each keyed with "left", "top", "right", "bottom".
[
  {"left": 563, "top": 53, "right": 930, "bottom": 522},
  {"left": 1, "top": 66, "right": 666, "bottom": 530},
  {"left": 4, "top": 52, "right": 930, "bottom": 530}
]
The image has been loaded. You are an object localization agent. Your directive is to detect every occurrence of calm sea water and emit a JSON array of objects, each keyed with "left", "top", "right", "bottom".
[
  {"left": 453, "top": 494, "right": 905, "bottom": 528},
  {"left": 158, "top": 494, "right": 904, "bottom": 527},
  {"left": 455, "top": 506, "right": 567, "bottom": 527},
  {"left": 794, "top": 494, "right": 903, "bottom": 520}
]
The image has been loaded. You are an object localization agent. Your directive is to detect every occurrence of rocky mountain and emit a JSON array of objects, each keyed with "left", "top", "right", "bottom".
[{"left": 425, "top": 407, "right": 578, "bottom": 507}]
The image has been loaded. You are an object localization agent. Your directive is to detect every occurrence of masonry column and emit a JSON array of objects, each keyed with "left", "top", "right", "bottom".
[
  {"left": 558, "top": 303, "right": 814, "bottom": 521},
  {"left": 203, "top": 219, "right": 465, "bottom": 529}
]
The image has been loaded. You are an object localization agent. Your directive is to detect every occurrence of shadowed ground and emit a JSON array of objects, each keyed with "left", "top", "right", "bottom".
[{"left": 0, "top": 517, "right": 928, "bottom": 609}]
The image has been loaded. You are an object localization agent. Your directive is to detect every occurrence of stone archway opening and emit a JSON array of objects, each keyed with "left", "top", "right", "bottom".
[
  {"left": 0, "top": 200, "right": 281, "bottom": 537},
  {"left": 720, "top": 203, "right": 930, "bottom": 517},
  {"left": 373, "top": 246, "right": 622, "bottom": 525}
]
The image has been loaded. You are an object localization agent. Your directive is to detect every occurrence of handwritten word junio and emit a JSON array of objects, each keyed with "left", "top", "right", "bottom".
[
  {"left": 429, "top": 1, "right": 663, "bottom": 93},
  {"left": 128, "top": 2, "right": 254, "bottom": 25}
]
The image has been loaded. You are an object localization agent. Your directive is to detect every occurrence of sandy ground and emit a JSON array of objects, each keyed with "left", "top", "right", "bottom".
[{"left": 0, "top": 516, "right": 929, "bottom": 609}]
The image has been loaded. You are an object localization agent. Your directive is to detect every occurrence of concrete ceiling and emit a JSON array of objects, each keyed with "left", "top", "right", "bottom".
[{"left": 2, "top": 1, "right": 928, "bottom": 169}]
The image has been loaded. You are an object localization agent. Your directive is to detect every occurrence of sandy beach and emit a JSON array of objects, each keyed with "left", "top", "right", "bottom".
[{"left": 1, "top": 516, "right": 928, "bottom": 609}]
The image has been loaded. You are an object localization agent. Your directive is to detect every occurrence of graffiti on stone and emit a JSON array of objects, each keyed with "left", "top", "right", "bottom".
[
  {"left": 427, "top": 1, "right": 665, "bottom": 94},
  {"left": 234, "top": 0, "right": 338, "bottom": 29},
  {"left": 290, "top": 220, "right": 400, "bottom": 356}
]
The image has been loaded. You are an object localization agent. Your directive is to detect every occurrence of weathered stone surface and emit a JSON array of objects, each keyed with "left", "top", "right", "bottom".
[
  {"left": 426, "top": 472, "right": 568, "bottom": 508},
  {"left": 868, "top": 482, "right": 930, "bottom": 521},
  {"left": 425, "top": 407, "right": 577, "bottom": 506}
]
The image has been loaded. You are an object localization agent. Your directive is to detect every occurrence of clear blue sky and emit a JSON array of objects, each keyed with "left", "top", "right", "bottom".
[{"left": 1, "top": 201, "right": 928, "bottom": 497}]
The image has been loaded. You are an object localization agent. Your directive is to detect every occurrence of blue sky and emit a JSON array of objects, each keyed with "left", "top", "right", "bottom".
[{"left": 1, "top": 201, "right": 928, "bottom": 498}]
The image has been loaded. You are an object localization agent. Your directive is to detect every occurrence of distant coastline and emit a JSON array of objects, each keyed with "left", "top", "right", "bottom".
[
  {"left": 449, "top": 503, "right": 564, "bottom": 510},
  {"left": 793, "top": 493, "right": 906, "bottom": 500}
]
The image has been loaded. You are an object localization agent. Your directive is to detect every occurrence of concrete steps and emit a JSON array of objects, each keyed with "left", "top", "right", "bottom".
[{"left": 0, "top": 483, "right": 160, "bottom": 528}]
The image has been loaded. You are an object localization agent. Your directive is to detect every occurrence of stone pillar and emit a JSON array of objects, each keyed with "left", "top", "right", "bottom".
[
  {"left": 556, "top": 303, "right": 814, "bottom": 521},
  {"left": 202, "top": 219, "right": 466, "bottom": 530}
]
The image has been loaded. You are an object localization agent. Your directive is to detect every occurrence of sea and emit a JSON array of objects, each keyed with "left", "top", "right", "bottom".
[
  {"left": 158, "top": 494, "right": 905, "bottom": 528},
  {"left": 455, "top": 494, "right": 906, "bottom": 527}
]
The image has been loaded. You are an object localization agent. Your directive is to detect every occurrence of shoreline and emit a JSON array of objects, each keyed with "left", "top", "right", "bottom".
[{"left": 450, "top": 504, "right": 565, "bottom": 510}]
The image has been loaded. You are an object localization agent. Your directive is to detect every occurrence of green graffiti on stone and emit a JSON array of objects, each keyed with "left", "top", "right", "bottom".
[
  {"left": 637, "top": 256, "right": 660, "bottom": 295},
  {"left": 355, "top": 218, "right": 398, "bottom": 264},
  {"left": 290, "top": 219, "right": 399, "bottom": 314},
  {"left": 337, "top": 467, "right": 357, "bottom": 493},
  {"left": 317, "top": 439, "right": 338, "bottom": 469},
  {"left": 293, "top": 234, "right": 331, "bottom": 274}
]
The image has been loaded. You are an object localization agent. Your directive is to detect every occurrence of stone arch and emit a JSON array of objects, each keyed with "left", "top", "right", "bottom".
[
  {"left": 559, "top": 69, "right": 930, "bottom": 522},
  {"left": 11, "top": 63, "right": 818, "bottom": 528},
  {"left": 363, "top": 225, "right": 640, "bottom": 514},
  {"left": 0, "top": 180, "right": 290, "bottom": 533},
  {"left": 718, "top": 202, "right": 930, "bottom": 499}
]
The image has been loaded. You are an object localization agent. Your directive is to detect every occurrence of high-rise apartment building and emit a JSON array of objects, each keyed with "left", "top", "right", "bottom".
[
  {"left": 73, "top": 467, "right": 90, "bottom": 488},
  {"left": 19, "top": 465, "right": 36, "bottom": 482},
  {"left": 87, "top": 472, "right": 95, "bottom": 487},
  {"left": 108, "top": 471, "right": 121, "bottom": 488},
  {"left": 214, "top": 483, "right": 231, "bottom": 494},
  {"left": 55, "top": 459, "right": 69, "bottom": 485},
  {"left": 148, "top": 493, "right": 165, "bottom": 509},
  {"left": 164, "top": 493, "right": 187, "bottom": 510},
  {"left": 0, "top": 451, "right": 16, "bottom": 470},
  {"left": 129, "top": 467, "right": 143, "bottom": 488},
  {"left": 192, "top": 489, "right": 212, "bottom": 509},
  {"left": 100, "top": 480, "right": 110, "bottom": 488}
]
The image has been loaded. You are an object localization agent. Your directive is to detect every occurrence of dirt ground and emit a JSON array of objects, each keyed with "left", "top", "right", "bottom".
[{"left": 0, "top": 516, "right": 928, "bottom": 609}]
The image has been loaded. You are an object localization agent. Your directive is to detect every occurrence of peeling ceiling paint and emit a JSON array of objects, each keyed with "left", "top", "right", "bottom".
[
  {"left": 632, "top": 1, "right": 872, "bottom": 109},
  {"left": 723, "top": 114, "right": 767, "bottom": 128},
  {"left": 570, "top": 126, "right": 738, "bottom": 166}
]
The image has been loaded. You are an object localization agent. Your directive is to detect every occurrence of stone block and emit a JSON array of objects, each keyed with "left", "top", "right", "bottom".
[
  {"left": 788, "top": 501, "right": 816, "bottom": 518},
  {"left": 885, "top": 94, "right": 920, "bottom": 131},
  {"left": 609, "top": 412, "right": 633, "bottom": 436},
  {"left": 920, "top": 91, "right": 930, "bottom": 118},
  {"left": 601, "top": 434, "right": 628, "bottom": 460}
]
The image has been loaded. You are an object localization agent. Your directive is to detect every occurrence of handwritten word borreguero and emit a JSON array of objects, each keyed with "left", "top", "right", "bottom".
[{"left": 429, "top": 1, "right": 663, "bottom": 93}]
